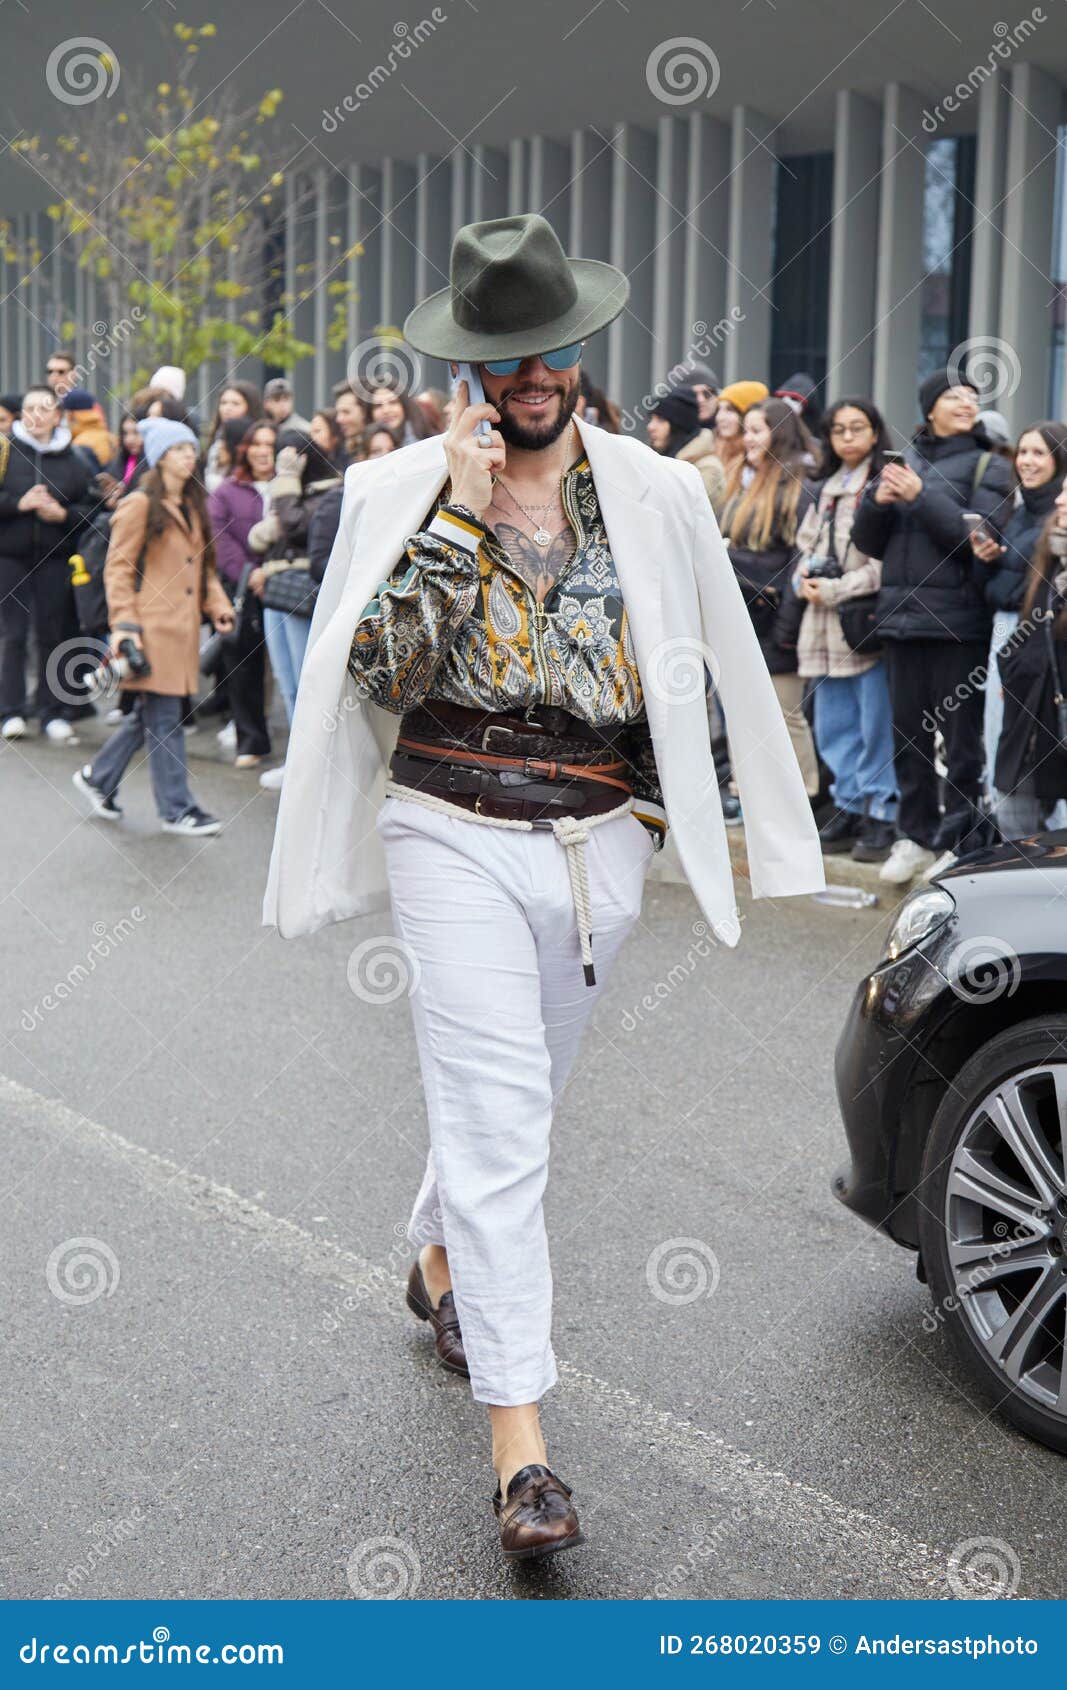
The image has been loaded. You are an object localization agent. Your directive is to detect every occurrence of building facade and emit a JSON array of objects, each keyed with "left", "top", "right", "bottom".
[{"left": 1, "top": 5, "right": 1066, "bottom": 442}]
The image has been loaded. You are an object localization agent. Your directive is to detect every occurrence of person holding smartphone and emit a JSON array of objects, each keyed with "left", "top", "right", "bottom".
[
  {"left": 851, "top": 369, "right": 1014, "bottom": 883},
  {"left": 976, "top": 421, "right": 1067, "bottom": 830},
  {"left": 265, "top": 213, "right": 823, "bottom": 1562}
]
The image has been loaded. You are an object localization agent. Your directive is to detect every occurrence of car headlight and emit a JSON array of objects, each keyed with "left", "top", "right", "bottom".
[{"left": 883, "top": 886, "right": 955, "bottom": 961}]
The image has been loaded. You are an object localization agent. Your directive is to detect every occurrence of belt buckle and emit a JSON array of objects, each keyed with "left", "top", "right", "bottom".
[{"left": 481, "top": 722, "right": 514, "bottom": 751}]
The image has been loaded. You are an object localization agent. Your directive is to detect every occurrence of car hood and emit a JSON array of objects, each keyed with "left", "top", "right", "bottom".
[{"left": 937, "top": 829, "right": 1067, "bottom": 882}]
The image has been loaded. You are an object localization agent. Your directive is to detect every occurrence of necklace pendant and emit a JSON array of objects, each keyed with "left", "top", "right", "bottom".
[{"left": 533, "top": 526, "right": 552, "bottom": 547}]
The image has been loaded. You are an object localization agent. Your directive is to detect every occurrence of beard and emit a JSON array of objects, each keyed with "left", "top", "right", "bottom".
[{"left": 495, "top": 379, "right": 579, "bottom": 450}]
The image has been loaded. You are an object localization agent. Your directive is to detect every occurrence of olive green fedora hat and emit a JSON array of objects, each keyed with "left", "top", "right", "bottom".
[{"left": 403, "top": 213, "right": 629, "bottom": 363}]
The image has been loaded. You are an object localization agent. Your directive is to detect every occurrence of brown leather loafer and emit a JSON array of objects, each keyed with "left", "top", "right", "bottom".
[
  {"left": 493, "top": 1464, "right": 584, "bottom": 1560},
  {"left": 405, "top": 1259, "right": 470, "bottom": 1378}
]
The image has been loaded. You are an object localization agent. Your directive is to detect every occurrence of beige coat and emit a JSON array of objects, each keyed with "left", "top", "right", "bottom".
[
  {"left": 677, "top": 427, "right": 726, "bottom": 513},
  {"left": 795, "top": 461, "right": 882, "bottom": 679},
  {"left": 104, "top": 491, "right": 230, "bottom": 696}
]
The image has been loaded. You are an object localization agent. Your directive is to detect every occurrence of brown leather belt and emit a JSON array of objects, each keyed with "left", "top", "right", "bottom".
[{"left": 390, "top": 699, "right": 634, "bottom": 826}]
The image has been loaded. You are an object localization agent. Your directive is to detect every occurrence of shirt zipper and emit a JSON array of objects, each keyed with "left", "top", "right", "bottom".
[{"left": 485, "top": 460, "right": 584, "bottom": 709}]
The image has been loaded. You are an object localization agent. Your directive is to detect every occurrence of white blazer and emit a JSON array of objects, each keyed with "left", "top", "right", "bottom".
[{"left": 262, "top": 414, "right": 824, "bottom": 945}]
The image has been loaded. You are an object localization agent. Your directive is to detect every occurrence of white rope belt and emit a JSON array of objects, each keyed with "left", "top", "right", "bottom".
[{"left": 383, "top": 778, "right": 635, "bottom": 987}]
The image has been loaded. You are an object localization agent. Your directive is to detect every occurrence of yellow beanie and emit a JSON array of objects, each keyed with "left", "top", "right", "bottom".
[{"left": 717, "top": 380, "right": 769, "bottom": 415}]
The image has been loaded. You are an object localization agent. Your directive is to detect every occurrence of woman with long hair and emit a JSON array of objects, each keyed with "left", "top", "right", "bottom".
[
  {"left": 796, "top": 398, "right": 897, "bottom": 860},
  {"left": 246, "top": 431, "right": 344, "bottom": 790},
  {"left": 308, "top": 407, "right": 346, "bottom": 468},
  {"left": 72, "top": 419, "right": 234, "bottom": 834},
  {"left": 207, "top": 419, "right": 276, "bottom": 767},
  {"left": 369, "top": 383, "right": 435, "bottom": 443},
  {"left": 711, "top": 380, "right": 768, "bottom": 478},
  {"left": 994, "top": 481, "right": 1067, "bottom": 837},
  {"left": 719, "top": 397, "right": 818, "bottom": 797},
  {"left": 205, "top": 381, "right": 264, "bottom": 491},
  {"left": 975, "top": 420, "right": 1067, "bottom": 816}
]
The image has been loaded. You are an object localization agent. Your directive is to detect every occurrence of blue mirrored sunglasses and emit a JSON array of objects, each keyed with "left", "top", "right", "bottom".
[{"left": 481, "top": 342, "right": 583, "bottom": 377}]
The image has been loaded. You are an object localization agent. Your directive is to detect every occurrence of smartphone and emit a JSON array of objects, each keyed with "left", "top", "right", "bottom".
[
  {"left": 882, "top": 449, "right": 906, "bottom": 467},
  {"left": 962, "top": 511, "right": 988, "bottom": 537},
  {"left": 452, "top": 362, "right": 492, "bottom": 442}
]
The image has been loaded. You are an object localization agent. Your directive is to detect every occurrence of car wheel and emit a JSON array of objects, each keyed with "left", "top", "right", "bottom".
[{"left": 918, "top": 1016, "right": 1067, "bottom": 1454}]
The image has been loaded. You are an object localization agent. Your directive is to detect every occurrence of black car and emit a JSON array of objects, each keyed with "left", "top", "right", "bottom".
[{"left": 834, "top": 833, "right": 1067, "bottom": 1454}]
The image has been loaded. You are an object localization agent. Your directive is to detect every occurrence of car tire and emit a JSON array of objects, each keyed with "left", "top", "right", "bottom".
[{"left": 918, "top": 1015, "right": 1067, "bottom": 1455}]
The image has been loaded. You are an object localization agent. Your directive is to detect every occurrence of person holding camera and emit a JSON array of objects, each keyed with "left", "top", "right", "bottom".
[
  {"left": 72, "top": 418, "right": 234, "bottom": 834},
  {"left": 796, "top": 399, "right": 897, "bottom": 862}
]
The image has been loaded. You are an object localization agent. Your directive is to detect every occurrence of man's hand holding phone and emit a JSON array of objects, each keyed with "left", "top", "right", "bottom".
[{"left": 444, "top": 376, "right": 506, "bottom": 518}]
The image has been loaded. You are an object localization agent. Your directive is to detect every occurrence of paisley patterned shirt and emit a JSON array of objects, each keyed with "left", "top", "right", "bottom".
[{"left": 346, "top": 451, "right": 666, "bottom": 841}]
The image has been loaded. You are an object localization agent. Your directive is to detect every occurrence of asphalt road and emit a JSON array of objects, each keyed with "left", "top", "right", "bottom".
[{"left": 1, "top": 720, "right": 1064, "bottom": 1602}]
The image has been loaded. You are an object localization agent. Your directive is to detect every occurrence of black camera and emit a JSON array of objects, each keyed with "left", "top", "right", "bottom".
[
  {"left": 87, "top": 638, "right": 152, "bottom": 698},
  {"left": 804, "top": 554, "right": 843, "bottom": 581}
]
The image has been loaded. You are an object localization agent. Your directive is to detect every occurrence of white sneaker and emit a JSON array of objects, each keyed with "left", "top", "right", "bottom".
[
  {"left": 258, "top": 765, "right": 285, "bottom": 791},
  {"left": 1, "top": 715, "right": 27, "bottom": 739},
  {"left": 161, "top": 806, "right": 222, "bottom": 837},
  {"left": 72, "top": 765, "right": 122, "bottom": 821},
  {"left": 44, "top": 718, "right": 78, "bottom": 745},
  {"left": 879, "top": 838, "right": 937, "bottom": 885},
  {"left": 216, "top": 721, "right": 237, "bottom": 752},
  {"left": 105, "top": 706, "right": 125, "bottom": 725}
]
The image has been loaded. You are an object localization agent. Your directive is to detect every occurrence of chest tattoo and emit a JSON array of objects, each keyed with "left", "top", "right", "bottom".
[{"left": 485, "top": 503, "right": 577, "bottom": 603}]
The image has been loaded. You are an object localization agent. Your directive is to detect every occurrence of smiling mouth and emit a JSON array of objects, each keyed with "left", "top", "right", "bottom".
[{"left": 505, "top": 388, "right": 560, "bottom": 413}]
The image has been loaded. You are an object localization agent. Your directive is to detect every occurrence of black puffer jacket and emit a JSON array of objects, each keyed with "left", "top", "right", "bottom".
[
  {"left": 982, "top": 477, "right": 1063, "bottom": 613},
  {"left": 0, "top": 424, "right": 96, "bottom": 568},
  {"left": 850, "top": 427, "right": 1014, "bottom": 642}
]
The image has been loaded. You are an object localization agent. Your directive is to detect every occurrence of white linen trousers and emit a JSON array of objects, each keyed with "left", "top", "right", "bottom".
[{"left": 376, "top": 790, "right": 655, "bottom": 1406}]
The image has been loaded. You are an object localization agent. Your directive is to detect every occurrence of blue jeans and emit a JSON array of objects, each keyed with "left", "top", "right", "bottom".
[
  {"left": 263, "top": 607, "right": 312, "bottom": 727},
  {"left": 89, "top": 691, "right": 195, "bottom": 822},
  {"left": 984, "top": 608, "right": 1017, "bottom": 797},
  {"left": 811, "top": 664, "right": 898, "bottom": 822}
]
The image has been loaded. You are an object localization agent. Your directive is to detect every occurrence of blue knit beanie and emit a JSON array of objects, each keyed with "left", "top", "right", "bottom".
[{"left": 138, "top": 416, "right": 199, "bottom": 468}]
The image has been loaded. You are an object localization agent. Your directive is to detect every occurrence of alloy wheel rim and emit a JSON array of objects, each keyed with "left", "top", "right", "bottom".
[{"left": 944, "top": 1063, "right": 1067, "bottom": 1416}]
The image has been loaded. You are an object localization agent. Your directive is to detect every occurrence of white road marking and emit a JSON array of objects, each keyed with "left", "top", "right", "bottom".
[{"left": 3, "top": 1073, "right": 1009, "bottom": 1598}]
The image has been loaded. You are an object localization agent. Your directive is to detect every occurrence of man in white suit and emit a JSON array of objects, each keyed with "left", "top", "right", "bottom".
[{"left": 264, "top": 215, "right": 823, "bottom": 1560}]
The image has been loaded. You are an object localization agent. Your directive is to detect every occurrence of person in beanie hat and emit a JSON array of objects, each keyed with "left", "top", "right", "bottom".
[
  {"left": 150, "top": 365, "right": 188, "bottom": 403},
  {"left": 713, "top": 380, "right": 769, "bottom": 478},
  {"left": 647, "top": 384, "right": 725, "bottom": 509},
  {"left": 72, "top": 418, "right": 234, "bottom": 835},
  {"left": 852, "top": 368, "right": 1013, "bottom": 884},
  {"left": 263, "top": 213, "right": 823, "bottom": 1560},
  {"left": 137, "top": 416, "right": 199, "bottom": 467},
  {"left": 263, "top": 376, "right": 311, "bottom": 434},
  {"left": 670, "top": 359, "right": 720, "bottom": 425}
]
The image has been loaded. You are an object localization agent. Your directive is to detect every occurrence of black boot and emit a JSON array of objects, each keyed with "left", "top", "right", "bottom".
[
  {"left": 818, "top": 808, "right": 864, "bottom": 854},
  {"left": 852, "top": 811, "right": 896, "bottom": 863}
]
